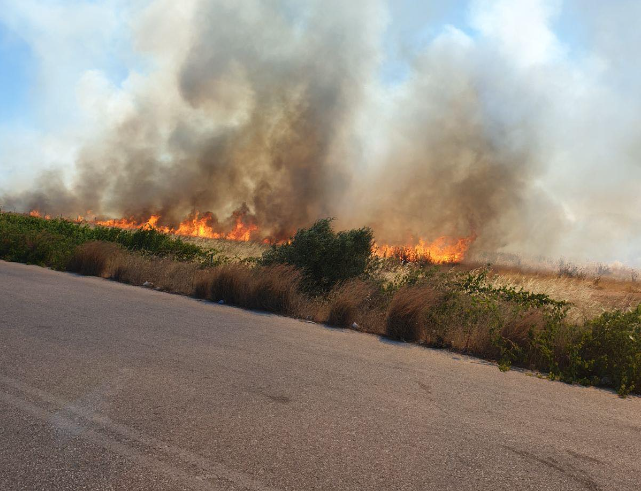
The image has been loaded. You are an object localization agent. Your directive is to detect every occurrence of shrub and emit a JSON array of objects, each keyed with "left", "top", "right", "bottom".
[
  {"left": 567, "top": 306, "right": 641, "bottom": 395},
  {"left": 0, "top": 224, "right": 74, "bottom": 269},
  {"left": 111, "top": 226, "right": 203, "bottom": 260},
  {"left": 261, "top": 218, "right": 373, "bottom": 292},
  {"left": 0, "top": 212, "right": 205, "bottom": 267}
]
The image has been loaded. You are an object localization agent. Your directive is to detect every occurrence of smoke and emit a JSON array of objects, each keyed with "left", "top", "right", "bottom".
[{"left": 2, "top": 0, "right": 641, "bottom": 263}]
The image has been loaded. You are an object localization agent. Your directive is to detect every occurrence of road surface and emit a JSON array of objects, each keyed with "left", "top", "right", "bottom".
[{"left": 1, "top": 260, "right": 640, "bottom": 490}]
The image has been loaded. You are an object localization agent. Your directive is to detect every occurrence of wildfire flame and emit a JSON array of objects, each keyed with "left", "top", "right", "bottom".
[
  {"left": 373, "top": 234, "right": 476, "bottom": 264},
  {"left": 92, "top": 211, "right": 258, "bottom": 242},
  {"left": 29, "top": 210, "right": 51, "bottom": 219},
  {"left": 27, "top": 209, "right": 475, "bottom": 262}
]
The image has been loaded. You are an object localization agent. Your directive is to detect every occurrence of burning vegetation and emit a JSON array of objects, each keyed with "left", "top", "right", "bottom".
[
  {"left": 27, "top": 208, "right": 477, "bottom": 264},
  {"left": 93, "top": 209, "right": 259, "bottom": 243},
  {"left": 373, "top": 234, "right": 477, "bottom": 265}
]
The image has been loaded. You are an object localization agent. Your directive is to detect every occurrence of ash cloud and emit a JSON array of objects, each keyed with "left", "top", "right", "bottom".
[{"left": 3, "top": 0, "right": 641, "bottom": 264}]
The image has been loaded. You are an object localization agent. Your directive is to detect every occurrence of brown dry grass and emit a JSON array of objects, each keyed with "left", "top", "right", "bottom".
[
  {"left": 383, "top": 285, "right": 551, "bottom": 361},
  {"left": 154, "top": 233, "right": 641, "bottom": 324},
  {"left": 385, "top": 286, "right": 444, "bottom": 342},
  {"left": 487, "top": 267, "right": 641, "bottom": 323},
  {"left": 182, "top": 236, "right": 268, "bottom": 260},
  {"left": 69, "top": 240, "right": 306, "bottom": 316},
  {"left": 109, "top": 254, "right": 200, "bottom": 295},
  {"left": 195, "top": 264, "right": 304, "bottom": 315},
  {"left": 67, "top": 241, "right": 123, "bottom": 276},
  {"left": 326, "top": 280, "right": 386, "bottom": 333}
]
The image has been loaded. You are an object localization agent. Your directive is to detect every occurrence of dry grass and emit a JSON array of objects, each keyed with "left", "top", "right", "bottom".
[
  {"left": 375, "top": 254, "right": 641, "bottom": 326},
  {"left": 160, "top": 232, "right": 641, "bottom": 328},
  {"left": 187, "top": 264, "right": 305, "bottom": 315},
  {"left": 182, "top": 236, "right": 268, "bottom": 261},
  {"left": 70, "top": 237, "right": 641, "bottom": 331},
  {"left": 487, "top": 268, "right": 641, "bottom": 323},
  {"left": 108, "top": 253, "right": 200, "bottom": 295},
  {"left": 67, "top": 241, "right": 123, "bottom": 276},
  {"left": 385, "top": 286, "right": 444, "bottom": 342},
  {"left": 249, "top": 265, "right": 303, "bottom": 314},
  {"left": 383, "top": 284, "right": 551, "bottom": 361},
  {"left": 326, "top": 280, "right": 386, "bottom": 333},
  {"left": 68, "top": 240, "right": 306, "bottom": 316}
]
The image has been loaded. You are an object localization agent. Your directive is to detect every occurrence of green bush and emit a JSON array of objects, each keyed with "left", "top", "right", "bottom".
[
  {"left": 0, "top": 225, "right": 74, "bottom": 269},
  {"left": 566, "top": 307, "right": 641, "bottom": 396},
  {"left": 261, "top": 218, "right": 373, "bottom": 292},
  {"left": 0, "top": 212, "right": 204, "bottom": 267}
]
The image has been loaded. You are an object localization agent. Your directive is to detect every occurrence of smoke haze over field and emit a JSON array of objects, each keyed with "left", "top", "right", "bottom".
[{"left": 1, "top": 0, "right": 641, "bottom": 264}]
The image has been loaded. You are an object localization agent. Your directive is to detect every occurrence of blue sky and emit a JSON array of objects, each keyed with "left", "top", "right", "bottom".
[{"left": 0, "top": 25, "right": 35, "bottom": 125}]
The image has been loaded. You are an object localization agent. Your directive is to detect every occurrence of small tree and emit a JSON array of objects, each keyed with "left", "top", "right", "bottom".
[{"left": 261, "top": 218, "right": 373, "bottom": 292}]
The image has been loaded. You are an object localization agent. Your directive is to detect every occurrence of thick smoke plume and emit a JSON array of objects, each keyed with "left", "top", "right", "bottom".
[{"left": 3, "top": 0, "right": 641, "bottom": 263}]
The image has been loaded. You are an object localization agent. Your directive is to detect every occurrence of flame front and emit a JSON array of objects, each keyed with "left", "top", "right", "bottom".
[
  {"left": 27, "top": 208, "right": 475, "bottom": 262},
  {"left": 93, "top": 211, "right": 258, "bottom": 242},
  {"left": 29, "top": 210, "right": 51, "bottom": 219},
  {"left": 374, "top": 234, "right": 476, "bottom": 264}
]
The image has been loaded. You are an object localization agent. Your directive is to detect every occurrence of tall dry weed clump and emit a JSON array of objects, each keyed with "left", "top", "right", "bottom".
[
  {"left": 107, "top": 253, "right": 199, "bottom": 294},
  {"left": 194, "top": 264, "right": 305, "bottom": 316},
  {"left": 326, "top": 279, "right": 386, "bottom": 333},
  {"left": 67, "top": 241, "right": 123, "bottom": 276},
  {"left": 385, "top": 286, "right": 445, "bottom": 343},
  {"left": 248, "top": 264, "right": 303, "bottom": 314}
]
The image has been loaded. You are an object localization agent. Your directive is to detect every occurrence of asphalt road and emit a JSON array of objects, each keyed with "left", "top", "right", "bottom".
[{"left": 1, "top": 260, "right": 640, "bottom": 490}]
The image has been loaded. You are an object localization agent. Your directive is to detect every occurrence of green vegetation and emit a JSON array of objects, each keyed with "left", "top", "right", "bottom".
[
  {"left": 0, "top": 211, "right": 204, "bottom": 267},
  {"left": 378, "top": 266, "right": 640, "bottom": 395},
  {"left": 2, "top": 211, "right": 639, "bottom": 396},
  {"left": 564, "top": 307, "right": 641, "bottom": 396},
  {"left": 261, "top": 218, "right": 373, "bottom": 292}
]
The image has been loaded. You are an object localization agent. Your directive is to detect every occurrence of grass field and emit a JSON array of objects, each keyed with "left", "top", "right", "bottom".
[{"left": 2, "top": 211, "right": 639, "bottom": 396}]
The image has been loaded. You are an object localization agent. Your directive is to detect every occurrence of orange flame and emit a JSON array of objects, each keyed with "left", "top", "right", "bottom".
[
  {"left": 93, "top": 211, "right": 258, "bottom": 242},
  {"left": 29, "top": 210, "right": 51, "bottom": 219},
  {"left": 27, "top": 209, "right": 474, "bottom": 259},
  {"left": 174, "top": 212, "right": 222, "bottom": 238},
  {"left": 374, "top": 234, "right": 476, "bottom": 264},
  {"left": 226, "top": 215, "right": 259, "bottom": 241}
]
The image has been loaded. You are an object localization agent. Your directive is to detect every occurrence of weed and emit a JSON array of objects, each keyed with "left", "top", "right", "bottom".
[
  {"left": 558, "top": 260, "right": 587, "bottom": 280},
  {"left": 67, "top": 241, "right": 122, "bottom": 276},
  {"left": 386, "top": 286, "right": 445, "bottom": 343},
  {"left": 327, "top": 279, "right": 384, "bottom": 330}
]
